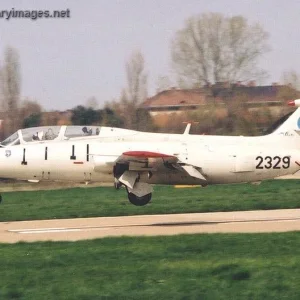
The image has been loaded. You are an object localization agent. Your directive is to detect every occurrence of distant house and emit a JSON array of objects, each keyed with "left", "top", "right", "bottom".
[
  {"left": 143, "top": 88, "right": 207, "bottom": 115},
  {"left": 143, "top": 83, "right": 299, "bottom": 115}
]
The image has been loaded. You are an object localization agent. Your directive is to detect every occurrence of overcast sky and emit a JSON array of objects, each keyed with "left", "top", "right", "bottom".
[{"left": 0, "top": 0, "right": 300, "bottom": 110}]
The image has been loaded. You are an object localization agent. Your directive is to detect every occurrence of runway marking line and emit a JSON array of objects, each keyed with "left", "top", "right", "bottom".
[
  {"left": 8, "top": 226, "right": 114, "bottom": 234},
  {"left": 10, "top": 228, "right": 82, "bottom": 234},
  {"left": 7, "top": 216, "right": 300, "bottom": 235}
]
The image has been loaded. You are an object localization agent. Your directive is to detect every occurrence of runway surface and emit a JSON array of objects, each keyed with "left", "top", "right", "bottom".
[{"left": 2, "top": 209, "right": 300, "bottom": 243}]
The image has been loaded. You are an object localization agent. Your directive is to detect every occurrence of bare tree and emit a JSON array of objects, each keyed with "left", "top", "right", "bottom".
[
  {"left": 0, "top": 66, "right": 3, "bottom": 111},
  {"left": 156, "top": 75, "right": 173, "bottom": 93},
  {"left": 171, "top": 13, "right": 269, "bottom": 87},
  {"left": 86, "top": 96, "right": 99, "bottom": 109},
  {"left": 1, "top": 46, "right": 21, "bottom": 134},
  {"left": 117, "top": 50, "right": 153, "bottom": 130},
  {"left": 277, "top": 70, "right": 300, "bottom": 109},
  {"left": 19, "top": 99, "right": 42, "bottom": 124},
  {"left": 126, "top": 50, "right": 147, "bottom": 105},
  {"left": 282, "top": 70, "right": 300, "bottom": 90}
]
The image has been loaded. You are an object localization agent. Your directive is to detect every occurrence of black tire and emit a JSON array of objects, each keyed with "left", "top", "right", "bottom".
[{"left": 127, "top": 192, "right": 152, "bottom": 206}]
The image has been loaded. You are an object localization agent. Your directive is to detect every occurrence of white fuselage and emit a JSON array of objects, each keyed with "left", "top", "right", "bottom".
[{"left": 0, "top": 131, "right": 299, "bottom": 185}]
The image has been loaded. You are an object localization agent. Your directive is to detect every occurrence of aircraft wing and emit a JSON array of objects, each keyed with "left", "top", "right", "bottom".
[
  {"left": 115, "top": 150, "right": 207, "bottom": 182},
  {"left": 119, "top": 150, "right": 177, "bottom": 164}
]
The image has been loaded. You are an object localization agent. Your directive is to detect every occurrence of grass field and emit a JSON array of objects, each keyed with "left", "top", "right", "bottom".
[
  {"left": 1, "top": 232, "right": 300, "bottom": 299},
  {"left": 1, "top": 179, "right": 300, "bottom": 221}
]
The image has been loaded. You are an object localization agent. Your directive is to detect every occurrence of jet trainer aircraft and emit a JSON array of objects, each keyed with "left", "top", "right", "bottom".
[{"left": 0, "top": 100, "right": 300, "bottom": 206}]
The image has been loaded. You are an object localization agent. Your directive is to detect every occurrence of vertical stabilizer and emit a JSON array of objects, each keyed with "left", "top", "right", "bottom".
[{"left": 271, "top": 106, "right": 300, "bottom": 136}]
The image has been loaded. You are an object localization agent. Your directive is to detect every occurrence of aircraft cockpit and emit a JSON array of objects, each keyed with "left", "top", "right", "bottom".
[
  {"left": 23, "top": 126, "right": 61, "bottom": 142},
  {"left": 1, "top": 132, "right": 20, "bottom": 147},
  {"left": 0, "top": 125, "right": 137, "bottom": 147}
]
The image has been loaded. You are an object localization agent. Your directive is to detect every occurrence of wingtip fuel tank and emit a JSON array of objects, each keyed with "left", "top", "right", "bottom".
[{"left": 288, "top": 99, "right": 300, "bottom": 107}]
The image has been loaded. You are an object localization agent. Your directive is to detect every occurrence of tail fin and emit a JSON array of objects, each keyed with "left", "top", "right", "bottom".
[{"left": 270, "top": 107, "right": 300, "bottom": 136}]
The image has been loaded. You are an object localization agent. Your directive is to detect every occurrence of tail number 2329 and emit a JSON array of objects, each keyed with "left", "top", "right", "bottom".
[{"left": 255, "top": 156, "right": 290, "bottom": 169}]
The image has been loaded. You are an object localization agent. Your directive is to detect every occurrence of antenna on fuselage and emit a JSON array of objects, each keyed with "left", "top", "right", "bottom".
[
  {"left": 183, "top": 123, "right": 191, "bottom": 135},
  {"left": 182, "top": 122, "right": 199, "bottom": 135}
]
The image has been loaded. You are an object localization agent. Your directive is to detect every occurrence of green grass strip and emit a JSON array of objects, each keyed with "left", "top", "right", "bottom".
[
  {"left": 1, "top": 232, "right": 300, "bottom": 299},
  {"left": 1, "top": 179, "right": 300, "bottom": 221}
]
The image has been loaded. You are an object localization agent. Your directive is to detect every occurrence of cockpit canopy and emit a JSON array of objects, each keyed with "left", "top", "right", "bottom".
[
  {"left": 1, "top": 132, "right": 20, "bottom": 146},
  {"left": 1, "top": 125, "right": 137, "bottom": 147}
]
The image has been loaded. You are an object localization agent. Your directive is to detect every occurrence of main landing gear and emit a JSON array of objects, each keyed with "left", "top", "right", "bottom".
[
  {"left": 127, "top": 190, "right": 152, "bottom": 206},
  {"left": 115, "top": 178, "right": 152, "bottom": 206},
  {"left": 114, "top": 177, "right": 153, "bottom": 206},
  {"left": 125, "top": 181, "right": 153, "bottom": 206},
  {"left": 114, "top": 165, "right": 153, "bottom": 206}
]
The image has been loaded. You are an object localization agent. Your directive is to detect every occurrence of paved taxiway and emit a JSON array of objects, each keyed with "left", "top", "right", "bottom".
[{"left": 1, "top": 209, "right": 300, "bottom": 243}]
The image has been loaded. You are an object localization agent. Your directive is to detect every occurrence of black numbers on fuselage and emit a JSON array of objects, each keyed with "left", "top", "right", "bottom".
[
  {"left": 70, "top": 145, "right": 76, "bottom": 160},
  {"left": 255, "top": 156, "right": 290, "bottom": 169},
  {"left": 256, "top": 156, "right": 263, "bottom": 169},
  {"left": 69, "top": 144, "right": 90, "bottom": 161},
  {"left": 86, "top": 144, "right": 89, "bottom": 162},
  {"left": 264, "top": 156, "right": 272, "bottom": 169},
  {"left": 21, "top": 148, "right": 28, "bottom": 165},
  {"left": 273, "top": 156, "right": 281, "bottom": 169},
  {"left": 282, "top": 157, "right": 291, "bottom": 169},
  {"left": 45, "top": 147, "right": 48, "bottom": 160}
]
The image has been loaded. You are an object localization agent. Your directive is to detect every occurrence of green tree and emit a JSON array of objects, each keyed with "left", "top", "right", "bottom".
[
  {"left": 23, "top": 113, "right": 41, "bottom": 128},
  {"left": 19, "top": 99, "right": 42, "bottom": 126},
  {"left": 71, "top": 105, "right": 101, "bottom": 125},
  {"left": 102, "top": 107, "right": 124, "bottom": 127}
]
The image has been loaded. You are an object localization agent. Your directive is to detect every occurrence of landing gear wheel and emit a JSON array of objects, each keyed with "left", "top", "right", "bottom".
[
  {"left": 0, "top": 194, "right": 2, "bottom": 204},
  {"left": 127, "top": 192, "right": 152, "bottom": 206}
]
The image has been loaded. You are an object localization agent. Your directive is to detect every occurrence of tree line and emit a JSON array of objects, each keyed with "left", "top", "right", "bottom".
[{"left": 0, "top": 12, "right": 299, "bottom": 139}]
